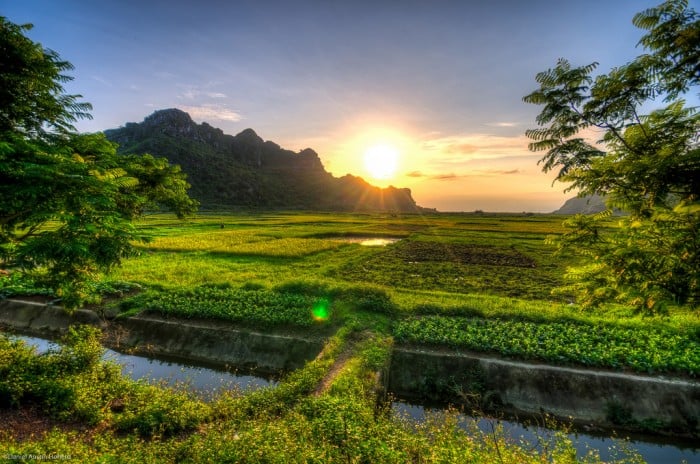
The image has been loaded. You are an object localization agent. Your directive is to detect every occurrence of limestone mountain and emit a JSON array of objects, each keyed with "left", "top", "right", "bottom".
[
  {"left": 104, "top": 109, "right": 425, "bottom": 212},
  {"left": 553, "top": 194, "right": 623, "bottom": 215}
]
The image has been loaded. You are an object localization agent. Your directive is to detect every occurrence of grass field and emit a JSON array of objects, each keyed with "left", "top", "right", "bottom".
[{"left": 117, "top": 212, "right": 570, "bottom": 301}]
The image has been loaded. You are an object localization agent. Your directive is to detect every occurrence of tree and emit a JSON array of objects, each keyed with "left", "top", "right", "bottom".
[
  {"left": 0, "top": 17, "right": 198, "bottom": 308},
  {"left": 0, "top": 19, "right": 91, "bottom": 137},
  {"left": 523, "top": 0, "right": 699, "bottom": 313}
]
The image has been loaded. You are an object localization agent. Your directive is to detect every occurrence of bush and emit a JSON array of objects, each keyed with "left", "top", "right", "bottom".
[
  {"left": 0, "top": 325, "right": 124, "bottom": 423},
  {"left": 338, "top": 286, "right": 397, "bottom": 315}
]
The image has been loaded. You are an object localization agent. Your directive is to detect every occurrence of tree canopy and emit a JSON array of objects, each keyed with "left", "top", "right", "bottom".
[
  {"left": 524, "top": 0, "right": 699, "bottom": 313},
  {"left": 0, "top": 16, "right": 198, "bottom": 308}
]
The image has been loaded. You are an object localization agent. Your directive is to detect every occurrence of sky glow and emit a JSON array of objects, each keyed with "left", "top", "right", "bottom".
[{"left": 1, "top": 0, "right": 683, "bottom": 212}]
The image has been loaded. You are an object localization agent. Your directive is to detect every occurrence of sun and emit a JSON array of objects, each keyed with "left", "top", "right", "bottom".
[{"left": 363, "top": 144, "right": 399, "bottom": 180}]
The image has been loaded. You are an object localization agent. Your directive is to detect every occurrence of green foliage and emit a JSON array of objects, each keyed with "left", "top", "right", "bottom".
[
  {"left": 0, "top": 326, "right": 124, "bottom": 423},
  {"left": 0, "top": 271, "right": 54, "bottom": 299},
  {"left": 394, "top": 315, "right": 700, "bottom": 376},
  {"left": 552, "top": 210, "right": 700, "bottom": 311},
  {"left": 113, "top": 385, "right": 209, "bottom": 438},
  {"left": 0, "top": 18, "right": 198, "bottom": 309},
  {"left": 0, "top": 17, "right": 92, "bottom": 136},
  {"left": 132, "top": 285, "right": 330, "bottom": 328},
  {"left": 524, "top": 0, "right": 700, "bottom": 313},
  {"left": 337, "top": 285, "right": 398, "bottom": 314},
  {"left": 0, "top": 133, "right": 197, "bottom": 308}
]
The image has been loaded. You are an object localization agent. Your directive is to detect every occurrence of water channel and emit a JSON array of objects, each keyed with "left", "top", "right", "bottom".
[
  {"left": 10, "top": 334, "right": 276, "bottom": 399},
  {"left": 393, "top": 401, "right": 698, "bottom": 464},
  {"left": 8, "top": 334, "right": 699, "bottom": 463}
]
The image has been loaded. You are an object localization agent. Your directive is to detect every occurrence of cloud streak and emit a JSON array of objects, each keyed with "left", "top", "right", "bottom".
[
  {"left": 486, "top": 122, "right": 518, "bottom": 127},
  {"left": 178, "top": 104, "right": 243, "bottom": 122},
  {"left": 420, "top": 133, "right": 532, "bottom": 164},
  {"left": 177, "top": 85, "right": 228, "bottom": 100},
  {"left": 405, "top": 168, "right": 522, "bottom": 181}
]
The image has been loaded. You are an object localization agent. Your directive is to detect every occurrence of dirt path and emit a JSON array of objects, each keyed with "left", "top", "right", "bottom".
[
  {"left": 312, "top": 331, "right": 370, "bottom": 397},
  {"left": 312, "top": 347, "right": 354, "bottom": 396}
]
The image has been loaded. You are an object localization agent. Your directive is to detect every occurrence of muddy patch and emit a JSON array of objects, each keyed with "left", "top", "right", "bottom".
[{"left": 388, "top": 241, "right": 536, "bottom": 267}]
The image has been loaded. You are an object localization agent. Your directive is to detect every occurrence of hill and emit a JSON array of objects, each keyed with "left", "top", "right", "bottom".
[
  {"left": 552, "top": 194, "right": 624, "bottom": 215},
  {"left": 104, "top": 109, "right": 427, "bottom": 212}
]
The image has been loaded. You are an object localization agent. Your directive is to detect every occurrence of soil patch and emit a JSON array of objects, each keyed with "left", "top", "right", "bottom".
[
  {"left": 388, "top": 241, "right": 536, "bottom": 268},
  {"left": 0, "top": 405, "right": 91, "bottom": 442}
]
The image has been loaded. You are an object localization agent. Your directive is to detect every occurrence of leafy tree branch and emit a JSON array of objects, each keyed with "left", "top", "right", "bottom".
[{"left": 524, "top": 0, "right": 699, "bottom": 313}]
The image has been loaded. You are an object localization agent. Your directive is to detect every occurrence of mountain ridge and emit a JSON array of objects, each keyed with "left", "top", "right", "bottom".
[{"left": 104, "top": 109, "right": 430, "bottom": 212}]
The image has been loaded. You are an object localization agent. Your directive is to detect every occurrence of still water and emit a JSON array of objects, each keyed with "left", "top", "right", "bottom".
[
  {"left": 393, "top": 401, "right": 698, "bottom": 464},
  {"left": 11, "top": 334, "right": 275, "bottom": 398}
]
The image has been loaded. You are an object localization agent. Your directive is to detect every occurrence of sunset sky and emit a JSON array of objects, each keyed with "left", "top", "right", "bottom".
[{"left": 2, "top": 0, "right": 680, "bottom": 212}]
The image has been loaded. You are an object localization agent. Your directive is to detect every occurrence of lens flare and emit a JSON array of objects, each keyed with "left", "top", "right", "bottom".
[{"left": 311, "top": 299, "right": 330, "bottom": 321}]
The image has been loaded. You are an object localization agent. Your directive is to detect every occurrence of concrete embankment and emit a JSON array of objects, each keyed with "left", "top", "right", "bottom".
[
  {"left": 0, "top": 299, "right": 323, "bottom": 372},
  {"left": 1, "top": 298, "right": 698, "bottom": 435},
  {"left": 388, "top": 347, "right": 699, "bottom": 435}
]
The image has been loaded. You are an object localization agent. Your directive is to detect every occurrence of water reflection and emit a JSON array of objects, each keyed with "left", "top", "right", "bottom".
[
  {"left": 393, "top": 401, "right": 698, "bottom": 464},
  {"left": 329, "top": 236, "right": 401, "bottom": 246},
  {"left": 360, "top": 238, "right": 399, "bottom": 246},
  {"left": 11, "top": 334, "right": 275, "bottom": 399}
]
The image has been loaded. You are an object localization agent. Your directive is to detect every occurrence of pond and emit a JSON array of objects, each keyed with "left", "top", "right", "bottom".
[
  {"left": 393, "top": 400, "right": 698, "bottom": 464},
  {"left": 331, "top": 236, "right": 401, "bottom": 246},
  {"left": 11, "top": 334, "right": 276, "bottom": 399}
]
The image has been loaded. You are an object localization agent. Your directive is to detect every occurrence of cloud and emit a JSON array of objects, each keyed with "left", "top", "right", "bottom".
[
  {"left": 91, "top": 75, "right": 112, "bottom": 87},
  {"left": 486, "top": 122, "right": 518, "bottom": 127},
  {"left": 483, "top": 169, "right": 520, "bottom": 175},
  {"left": 153, "top": 71, "right": 176, "bottom": 80},
  {"left": 430, "top": 173, "right": 460, "bottom": 180},
  {"left": 178, "top": 105, "right": 243, "bottom": 122},
  {"left": 420, "top": 133, "right": 532, "bottom": 164},
  {"left": 410, "top": 169, "right": 521, "bottom": 181},
  {"left": 405, "top": 170, "right": 425, "bottom": 177},
  {"left": 180, "top": 89, "right": 198, "bottom": 100},
  {"left": 447, "top": 143, "right": 479, "bottom": 154},
  {"left": 177, "top": 86, "right": 228, "bottom": 100}
]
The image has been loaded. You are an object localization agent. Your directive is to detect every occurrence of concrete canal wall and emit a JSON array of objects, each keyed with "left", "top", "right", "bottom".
[
  {"left": 0, "top": 299, "right": 323, "bottom": 372},
  {"left": 388, "top": 347, "right": 699, "bottom": 434}
]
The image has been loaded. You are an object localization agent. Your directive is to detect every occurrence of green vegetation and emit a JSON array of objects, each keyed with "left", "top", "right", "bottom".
[
  {"left": 524, "top": 0, "right": 700, "bottom": 313},
  {"left": 394, "top": 316, "right": 699, "bottom": 375},
  {"left": 0, "top": 326, "right": 209, "bottom": 436},
  {"left": 0, "top": 17, "right": 198, "bottom": 309},
  {"left": 135, "top": 285, "right": 329, "bottom": 328}
]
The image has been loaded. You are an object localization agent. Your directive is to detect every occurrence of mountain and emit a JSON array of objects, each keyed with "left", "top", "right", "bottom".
[
  {"left": 104, "top": 109, "right": 427, "bottom": 212},
  {"left": 553, "top": 194, "right": 623, "bottom": 215}
]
